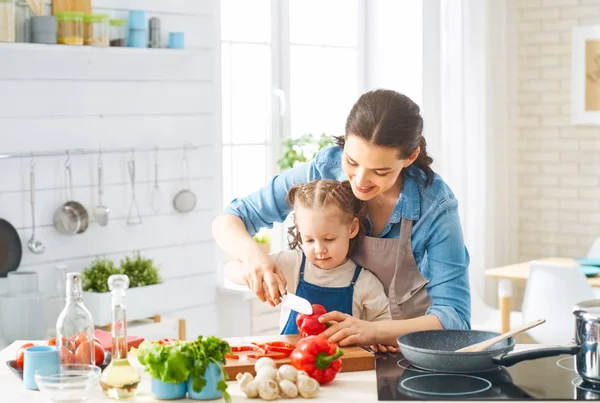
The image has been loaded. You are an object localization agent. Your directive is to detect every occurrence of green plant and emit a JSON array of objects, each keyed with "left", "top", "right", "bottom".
[
  {"left": 81, "top": 252, "right": 161, "bottom": 293},
  {"left": 81, "top": 257, "right": 120, "bottom": 293},
  {"left": 277, "top": 133, "right": 334, "bottom": 171},
  {"left": 120, "top": 251, "right": 161, "bottom": 288}
]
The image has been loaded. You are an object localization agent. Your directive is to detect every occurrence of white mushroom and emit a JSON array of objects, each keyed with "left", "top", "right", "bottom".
[
  {"left": 254, "top": 357, "right": 276, "bottom": 372},
  {"left": 278, "top": 379, "right": 299, "bottom": 398},
  {"left": 297, "top": 376, "right": 320, "bottom": 398},
  {"left": 258, "top": 379, "right": 279, "bottom": 401},
  {"left": 236, "top": 372, "right": 254, "bottom": 389},
  {"left": 242, "top": 380, "right": 259, "bottom": 398},
  {"left": 277, "top": 364, "right": 298, "bottom": 383},
  {"left": 297, "top": 370, "right": 309, "bottom": 378},
  {"left": 254, "top": 366, "right": 278, "bottom": 382}
]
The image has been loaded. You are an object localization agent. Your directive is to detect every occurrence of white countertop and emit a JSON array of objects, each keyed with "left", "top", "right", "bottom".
[{"left": 0, "top": 341, "right": 547, "bottom": 403}]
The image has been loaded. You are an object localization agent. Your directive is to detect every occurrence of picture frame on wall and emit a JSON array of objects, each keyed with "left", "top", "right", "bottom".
[{"left": 572, "top": 25, "right": 600, "bottom": 125}]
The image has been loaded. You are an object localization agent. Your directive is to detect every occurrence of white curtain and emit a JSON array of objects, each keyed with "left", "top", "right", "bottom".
[{"left": 422, "top": 0, "right": 517, "bottom": 307}]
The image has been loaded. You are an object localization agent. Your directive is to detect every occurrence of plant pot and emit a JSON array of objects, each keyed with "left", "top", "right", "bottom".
[
  {"left": 151, "top": 378, "right": 187, "bottom": 400},
  {"left": 187, "top": 362, "right": 223, "bottom": 400},
  {"left": 83, "top": 283, "right": 169, "bottom": 326}
]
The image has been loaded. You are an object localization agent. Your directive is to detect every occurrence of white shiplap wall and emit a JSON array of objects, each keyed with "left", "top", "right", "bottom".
[{"left": 0, "top": 0, "right": 221, "bottom": 340}]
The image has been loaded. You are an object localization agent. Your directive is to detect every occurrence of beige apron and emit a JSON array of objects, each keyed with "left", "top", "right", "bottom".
[{"left": 351, "top": 218, "right": 431, "bottom": 320}]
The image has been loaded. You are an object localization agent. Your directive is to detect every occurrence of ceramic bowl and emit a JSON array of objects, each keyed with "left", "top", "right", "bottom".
[{"left": 35, "top": 364, "right": 100, "bottom": 402}]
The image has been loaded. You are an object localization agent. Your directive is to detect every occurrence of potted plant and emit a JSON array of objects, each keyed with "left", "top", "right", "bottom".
[
  {"left": 135, "top": 336, "right": 231, "bottom": 402},
  {"left": 81, "top": 252, "right": 163, "bottom": 326},
  {"left": 276, "top": 133, "right": 334, "bottom": 171}
]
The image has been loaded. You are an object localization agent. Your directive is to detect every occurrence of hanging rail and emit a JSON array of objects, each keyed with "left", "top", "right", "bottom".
[{"left": 0, "top": 143, "right": 207, "bottom": 160}]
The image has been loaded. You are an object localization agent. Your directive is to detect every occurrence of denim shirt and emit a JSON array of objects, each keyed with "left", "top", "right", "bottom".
[{"left": 224, "top": 146, "right": 471, "bottom": 330}]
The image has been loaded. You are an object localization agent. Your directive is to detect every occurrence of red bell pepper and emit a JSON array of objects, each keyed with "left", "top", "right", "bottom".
[
  {"left": 296, "top": 304, "right": 328, "bottom": 337},
  {"left": 289, "top": 335, "right": 343, "bottom": 385}
]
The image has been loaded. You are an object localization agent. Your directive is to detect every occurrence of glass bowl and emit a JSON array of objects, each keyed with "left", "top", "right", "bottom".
[{"left": 35, "top": 364, "right": 101, "bottom": 402}]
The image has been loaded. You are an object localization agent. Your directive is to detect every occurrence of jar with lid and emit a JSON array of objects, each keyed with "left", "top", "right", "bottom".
[
  {"left": 0, "top": 0, "right": 16, "bottom": 43},
  {"left": 109, "top": 18, "right": 126, "bottom": 47},
  {"left": 84, "top": 13, "right": 108, "bottom": 46},
  {"left": 55, "top": 11, "right": 83, "bottom": 45}
]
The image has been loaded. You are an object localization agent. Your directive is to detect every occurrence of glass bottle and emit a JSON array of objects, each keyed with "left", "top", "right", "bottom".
[
  {"left": 55, "top": 272, "right": 95, "bottom": 366},
  {"left": 100, "top": 274, "right": 140, "bottom": 399}
]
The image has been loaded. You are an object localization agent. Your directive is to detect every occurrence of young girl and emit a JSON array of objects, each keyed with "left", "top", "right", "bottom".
[{"left": 224, "top": 179, "right": 390, "bottom": 334}]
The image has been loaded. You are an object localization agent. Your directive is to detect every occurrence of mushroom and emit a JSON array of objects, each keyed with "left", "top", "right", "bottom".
[
  {"left": 242, "top": 380, "right": 259, "bottom": 398},
  {"left": 297, "top": 376, "right": 320, "bottom": 398},
  {"left": 254, "top": 357, "right": 276, "bottom": 372},
  {"left": 277, "top": 364, "right": 298, "bottom": 383},
  {"left": 297, "top": 370, "right": 309, "bottom": 378},
  {"left": 255, "top": 366, "right": 278, "bottom": 382},
  {"left": 258, "top": 379, "right": 279, "bottom": 401},
  {"left": 278, "top": 379, "right": 299, "bottom": 398},
  {"left": 236, "top": 372, "right": 254, "bottom": 389}
]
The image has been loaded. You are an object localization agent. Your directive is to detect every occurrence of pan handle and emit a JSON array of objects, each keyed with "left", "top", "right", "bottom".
[{"left": 492, "top": 345, "right": 580, "bottom": 367}]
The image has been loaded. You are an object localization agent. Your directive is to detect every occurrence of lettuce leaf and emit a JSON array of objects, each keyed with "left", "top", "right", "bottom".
[{"left": 137, "top": 341, "right": 195, "bottom": 384}]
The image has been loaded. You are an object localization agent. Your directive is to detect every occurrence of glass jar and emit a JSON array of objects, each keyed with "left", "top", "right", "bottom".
[
  {"left": 55, "top": 11, "right": 83, "bottom": 45},
  {"left": 15, "top": 1, "right": 31, "bottom": 42},
  {"left": 109, "top": 18, "right": 126, "bottom": 47},
  {"left": 0, "top": 0, "right": 16, "bottom": 43},
  {"left": 55, "top": 272, "right": 95, "bottom": 366},
  {"left": 84, "top": 13, "right": 108, "bottom": 46}
]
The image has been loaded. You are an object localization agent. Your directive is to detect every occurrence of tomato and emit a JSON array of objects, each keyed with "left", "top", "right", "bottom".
[
  {"left": 15, "top": 343, "right": 34, "bottom": 369},
  {"left": 75, "top": 341, "right": 105, "bottom": 366},
  {"left": 60, "top": 346, "right": 76, "bottom": 364},
  {"left": 46, "top": 337, "right": 56, "bottom": 346}
]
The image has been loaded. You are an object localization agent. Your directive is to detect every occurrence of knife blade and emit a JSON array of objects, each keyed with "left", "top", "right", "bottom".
[{"left": 281, "top": 293, "right": 313, "bottom": 315}]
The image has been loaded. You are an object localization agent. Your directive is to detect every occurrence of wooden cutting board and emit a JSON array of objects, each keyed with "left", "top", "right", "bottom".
[{"left": 223, "top": 334, "right": 374, "bottom": 380}]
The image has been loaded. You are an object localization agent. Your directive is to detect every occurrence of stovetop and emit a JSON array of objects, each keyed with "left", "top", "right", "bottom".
[{"left": 375, "top": 352, "right": 600, "bottom": 400}]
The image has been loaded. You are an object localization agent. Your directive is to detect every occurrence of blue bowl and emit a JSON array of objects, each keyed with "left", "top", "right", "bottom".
[
  {"left": 151, "top": 378, "right": 187, "bottom": 400},
  {"left": 187, "top": 362, "right": 223, "bottom": 400}
]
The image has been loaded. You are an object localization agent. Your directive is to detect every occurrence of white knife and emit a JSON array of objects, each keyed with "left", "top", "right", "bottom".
[{"left": 281, "top": 293, "right": 313, "bottom": 315}]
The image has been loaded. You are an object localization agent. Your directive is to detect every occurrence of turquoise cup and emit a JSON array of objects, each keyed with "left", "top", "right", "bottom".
[
  {"left": 151, "top": 378, "right": 188, "bottom": 400},
  {"left": 23, "top": 346, "right": 59, "bottom": 390},
  {"left": 187, "top": 362, "right": 223, "bottom": 400}
]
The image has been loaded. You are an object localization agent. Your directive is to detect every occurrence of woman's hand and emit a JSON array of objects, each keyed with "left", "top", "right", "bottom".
[
  {"left": 243, "top": 248, "right": 287, "bottom": 306},
  {"left": 317, "top": 311, "right": 379, "bottom": 347},
  {"left": 369, "top": 345, "right": 399, "bottom": 353}
]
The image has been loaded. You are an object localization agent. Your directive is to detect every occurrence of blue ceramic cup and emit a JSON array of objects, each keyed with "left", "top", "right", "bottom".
[
  {"left": 151, "top": 378, "right": 188, "bottom": 400},
  {"left": 23, "top": 346, "right": 59, "bottom": 390},
  {"left": 188, "top": 362, "right": 223, "bottom": 400},
  {"left": 168, "top": 32, "right": 185, "bottom": 49}
]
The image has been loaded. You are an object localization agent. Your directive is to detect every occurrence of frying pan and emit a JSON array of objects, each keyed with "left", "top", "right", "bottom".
[
  {"left": 398, "top": 329, "right": 580, "bottom": 373},
  {"left": 0, "top": 218, "right": 22, "bottom": 278}
]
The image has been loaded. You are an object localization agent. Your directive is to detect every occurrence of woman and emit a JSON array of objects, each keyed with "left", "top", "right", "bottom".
[{"left": 212, "top": 89, "right": 471, "bottom": 350}]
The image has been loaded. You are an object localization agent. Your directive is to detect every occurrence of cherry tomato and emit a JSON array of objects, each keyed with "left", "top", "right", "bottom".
[
  {"left": 15, "top": 343, "right": 34, "bottom": 369},
  {"left": 46, "top": 337, "right": 56, "bottom": 346}
]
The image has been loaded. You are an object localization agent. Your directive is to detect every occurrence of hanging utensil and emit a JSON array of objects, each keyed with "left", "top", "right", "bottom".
[
  {"left": 54, "top": 152, "right": 89, "bottom": 235},
  {"left": 150, "top": 147, "right": 161, "bottom": 213},
  {"left": 127, "top": 152, "right": 142, "bottom": 225},
  {"left": 27, "top": 158, "right": 45, "bottom": 254},
  {"left": 173, "top": 148, "right": 196, "bottom": 213},
  {"left": 0, "top": 218, "right": 22, "bottom": 278},
  {"left": 93, "top": 151, "right": 109, "bottom": 227}
]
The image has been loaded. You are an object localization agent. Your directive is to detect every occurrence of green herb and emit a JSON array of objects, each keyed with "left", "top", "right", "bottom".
[
  {"left": 81, "top": 257, "right": 120, "bottom": 293},
  {"left": 81, "top": 251, "right": 161, "bottom": 293},
  {"left": 120, "top": 251, "right": 161, "bottom": 288},
  {"left": 277, "top": 133, "right": 334, "bottom": 171},
  {"left": 136, "top": 336, "right": 232, "bottom": 403}
]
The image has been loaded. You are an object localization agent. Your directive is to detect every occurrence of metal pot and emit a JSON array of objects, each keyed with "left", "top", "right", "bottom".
[{"left": 573, "top": 299, "right": 600, "bottom": 383}]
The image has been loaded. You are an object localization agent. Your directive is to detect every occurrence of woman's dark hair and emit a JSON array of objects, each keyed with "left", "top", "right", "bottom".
[
  {"left": 286, "top": 180, "right": 367, "bottom": 257},
  {"left": 335, "top": 89, "right": 434, "bottom": 186}
]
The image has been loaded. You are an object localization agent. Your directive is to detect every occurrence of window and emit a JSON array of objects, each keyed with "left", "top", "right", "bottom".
[{"left": 221, "top": 0, "right": 365, "bottom": 250}]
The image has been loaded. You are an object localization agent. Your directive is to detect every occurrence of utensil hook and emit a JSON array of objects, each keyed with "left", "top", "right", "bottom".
[
  {"left": 127, "top": 149, "right": 142, "bottom": 225},
  {"left": 98, "top": 149, "right": 104, "bottom": 204},
  {"left": 153, "top": 146, "right": 159, "bottom": 188},
  {"left": 182, "top": 146, "right": 190, "bottom": 189},
  {"left": 64, "top": 151, "right": 72, "bottom": 202}
]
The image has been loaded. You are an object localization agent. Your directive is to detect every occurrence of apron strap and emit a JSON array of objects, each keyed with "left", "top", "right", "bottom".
[
  {"left": 298, "top": 253, "right": 307, "bottom": 280},
  {"left": 350, "top": 265, "right": 362, "bottom": 286}
]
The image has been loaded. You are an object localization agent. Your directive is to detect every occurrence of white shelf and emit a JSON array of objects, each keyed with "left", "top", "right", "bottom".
[{"left": 0, "top": 42, "right": 210, "bottom": 54}]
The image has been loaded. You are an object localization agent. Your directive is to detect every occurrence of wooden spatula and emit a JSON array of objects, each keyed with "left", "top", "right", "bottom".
[{"left": 455, "top": 318, "right": 546, "bottom": 353}]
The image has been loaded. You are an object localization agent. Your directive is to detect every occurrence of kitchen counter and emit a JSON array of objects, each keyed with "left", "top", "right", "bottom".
[{"left": 0, "top": 341, "right": 544, "bottom": 402}]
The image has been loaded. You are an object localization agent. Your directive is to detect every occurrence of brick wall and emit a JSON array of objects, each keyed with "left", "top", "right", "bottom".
[{"left": 516, "top": 0, "right": 600, "bottom": 261}]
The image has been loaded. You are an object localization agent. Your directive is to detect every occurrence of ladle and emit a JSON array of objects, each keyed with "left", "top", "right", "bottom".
[{"left": 27, "top": 159, "right": 45, "bottom": 254}]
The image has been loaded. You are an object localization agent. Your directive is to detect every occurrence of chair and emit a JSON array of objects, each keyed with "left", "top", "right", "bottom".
[
  {"left": 588, "top": 236, "right": 600, "bottom": 258},
  {"left": 521, "top": 261, "right": 595, "bottom": 345},
  {"left": 470, "top": 283, "right": 523, "bottom": 333}
]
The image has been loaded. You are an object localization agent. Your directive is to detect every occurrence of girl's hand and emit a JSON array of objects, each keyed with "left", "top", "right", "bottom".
[
  {"left": 317, "top": 311, "right": 379, "bottom": 346},
  {"left": 243, "top": 248, "right": 287, "bottom": 306}
]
